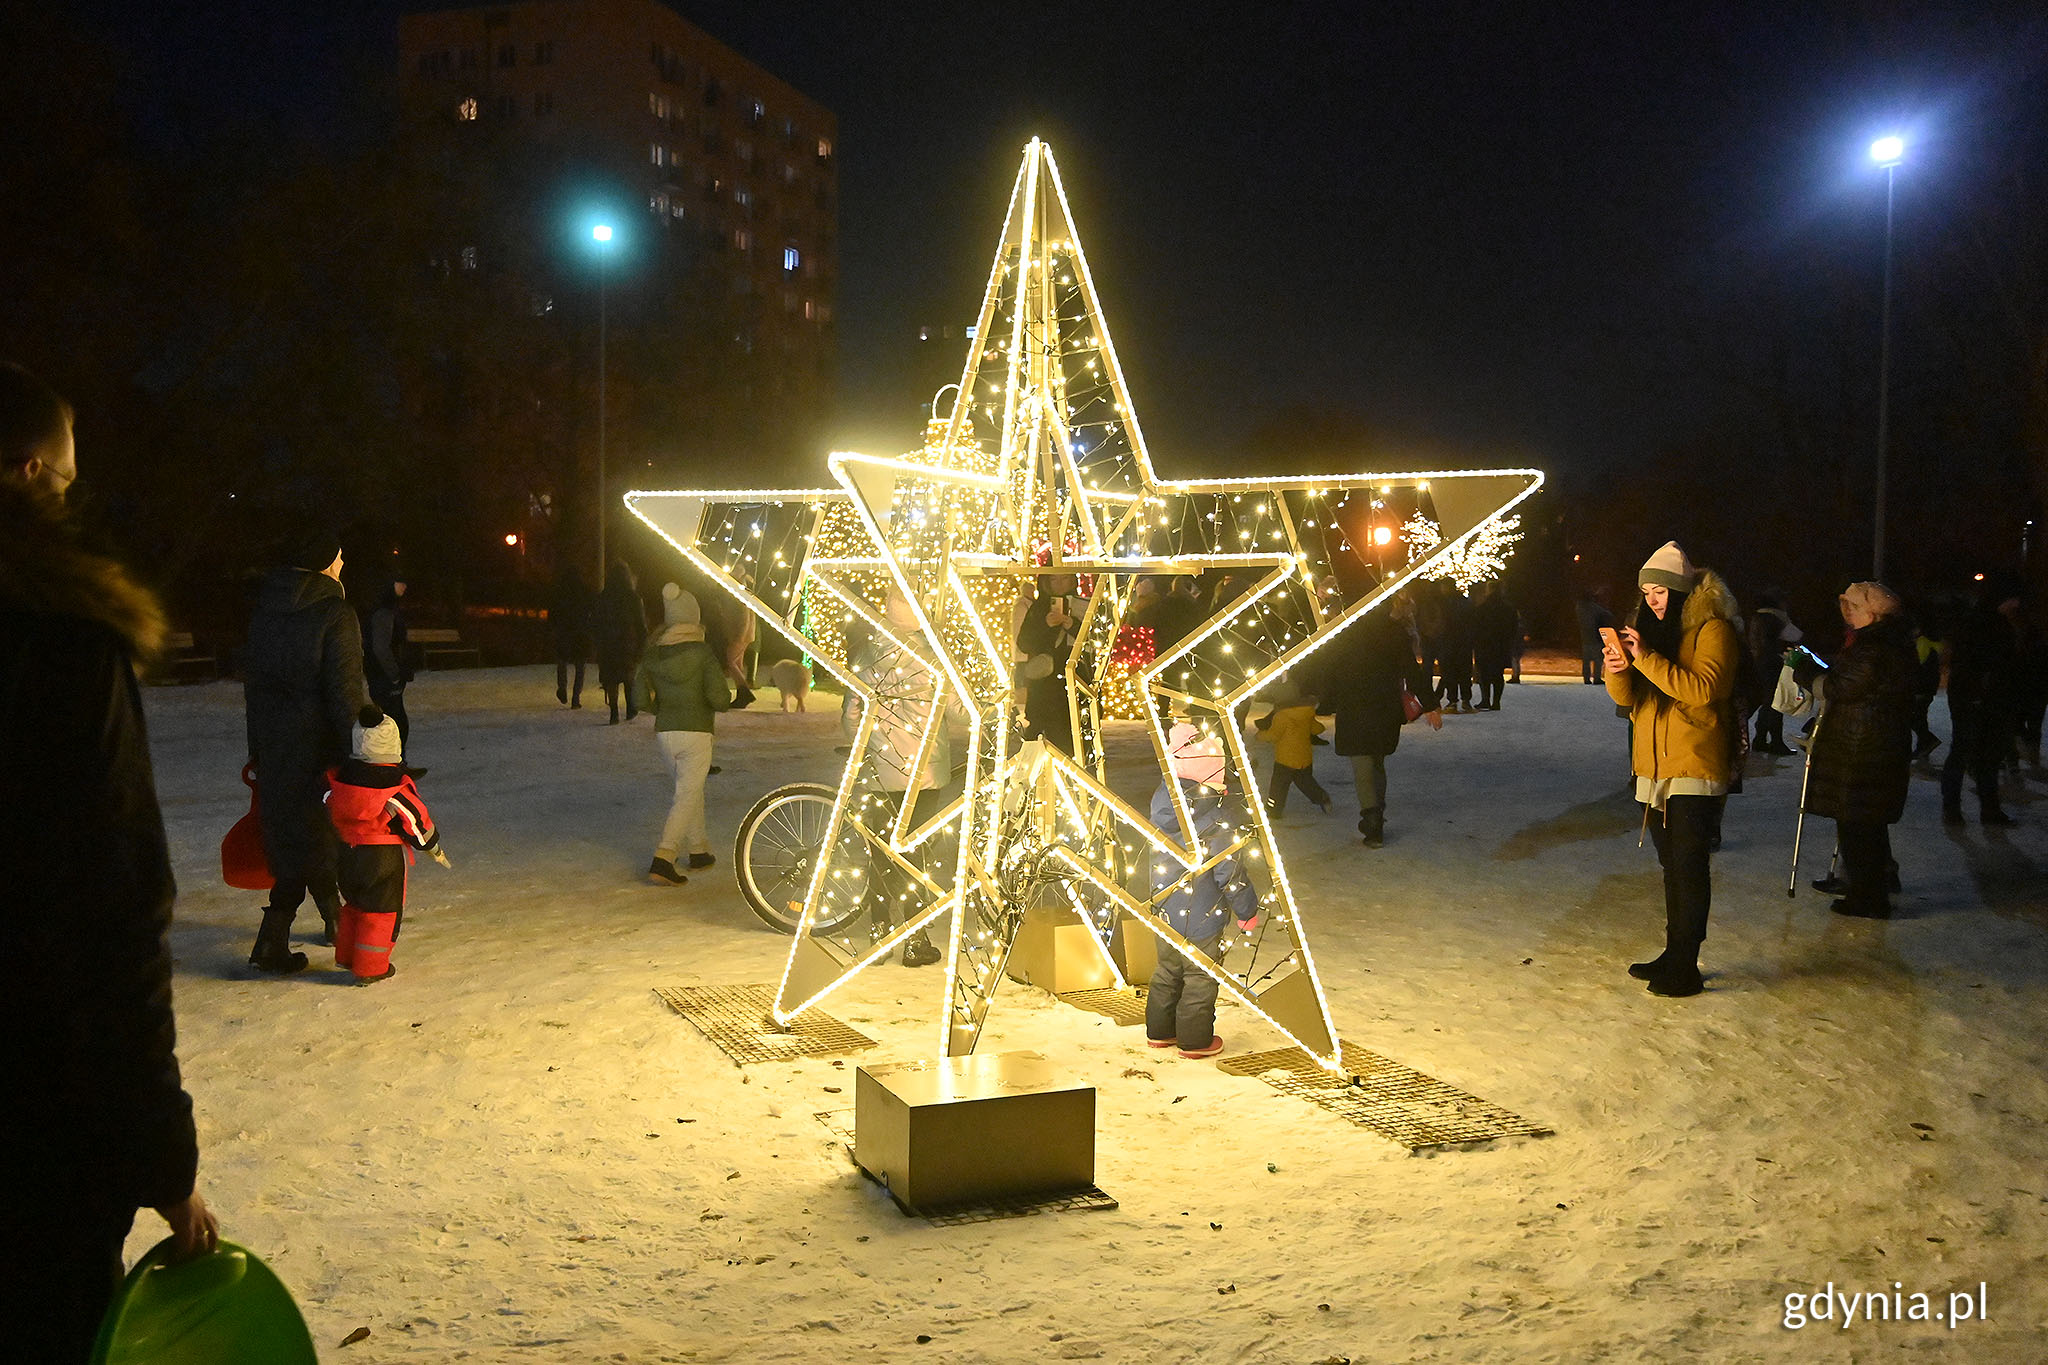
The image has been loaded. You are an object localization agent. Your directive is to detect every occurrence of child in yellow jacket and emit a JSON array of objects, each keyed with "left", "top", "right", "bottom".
[{"left": 1253, "top": 676, "right": 1332, "bottom": 815}]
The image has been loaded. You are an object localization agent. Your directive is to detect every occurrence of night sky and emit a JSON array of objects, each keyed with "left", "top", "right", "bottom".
[{"left": 66, "top": 0, "right": 2048, "bottom": 480}]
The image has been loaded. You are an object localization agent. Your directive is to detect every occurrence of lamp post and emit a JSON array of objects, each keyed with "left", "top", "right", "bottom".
[
  {"left": 592, "top": 222, "right": 613, "bottom": 582},
  {"left": 1869, "top": 135, "right": 1904, "bottom": 580}
]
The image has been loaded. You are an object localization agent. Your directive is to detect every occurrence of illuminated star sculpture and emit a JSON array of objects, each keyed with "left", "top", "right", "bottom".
[{"left": 629, "top": 139, "right": 1541, "bottom": 1070}]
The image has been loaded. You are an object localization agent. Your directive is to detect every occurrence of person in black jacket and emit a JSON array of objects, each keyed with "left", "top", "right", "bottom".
[
  {"left": 1, "top": 363, "right": 219, "bottom": 1362},
  {"left": 361, "top": 577, "right": 412, "bottom": 753},
  {"left": 1470, "top": 581, "right": 1518, "bottom": 710},
  {"left": 549, "top": 563, "right": 595, "bottom": 708},
  {"left": 1793, "top": 582, "right": 1918, "bottom": 917},
  {"left": 1318, "top": 589, "right": 1442, "bottom": 848},
  {"left": 1940, "top": 572, "right": 2023, "bottom": 826},
  {"left": 243, "top": 522, "right": 371, "bottom": 967},
  {"left": 1437, "top": 584, "right": 1476, "bottom": 713},
  {"left": 593, "top": 559, "right": 648, "bottom": 724}
]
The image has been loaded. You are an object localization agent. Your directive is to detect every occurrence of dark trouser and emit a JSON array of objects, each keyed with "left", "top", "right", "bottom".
[
  {"left": 260, "top": 785, "right": 341, "bottom": 926},
  {"left": 339, "top": 842, "right": 408, "bottom": 936},
  {"left": 1023, "top": 679, "right": 1074, "bottom": 755},
  {"left": 371, "top": 681, "right": 408, "bottom": 753},
  {"left": 1753, "top": 705, "right": 1784, "bottom": 749},
  {"left": 1942, "top": 705, "right": 2009, "bottom": 812},
  {"left": 1478, "top": 676, "right": 1504, "bottom": 708},
  {"left": 12, "top": 1187, "right": 134, "bottom": 1364},
  {"left": 604, "top": 680, "right": 638, "bottom": 720},
  {"left": 1147, "top": 931, "right": 1223, "bottom": 1048},
  {"left": 1266, "top": 761, "right": 1329, "bottom": 815},
  {"left": 1909, "top": 696, "right": 1936, "bottom": 752},
  {"left": 1441, "top": 665, "right": 1471, "bottom": 706},
  {"left": 1837, "top": 820, "right": 1893, "bottom": 911},
  {"left": 555, "top": 658, "right": 585, "bottom": 703},
  {"left": 1349, "top": 753, "right": 1388, "bottom": 813},
  {"left": 1645, "top": 796, "right": 1714, "bottom": 965},
  {"left": 862, "top": 788, "right": 951, "bottom": 933}
]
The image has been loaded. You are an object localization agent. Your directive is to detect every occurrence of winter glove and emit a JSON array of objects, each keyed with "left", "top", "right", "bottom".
[
  {"left": 1788, "top": 647, "right": 1824, "bottom": 689},
  {"left": 430, "top": 846, "right": 453, "bottom": 870}
]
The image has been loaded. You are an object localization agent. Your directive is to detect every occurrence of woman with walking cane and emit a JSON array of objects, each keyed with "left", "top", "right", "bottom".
[
  {"left": 1603, "top": 542, "right": 1740, "bottom": 998},
  {"left": 1788, "top": 583, "right": 1918, "bottom": 918}
]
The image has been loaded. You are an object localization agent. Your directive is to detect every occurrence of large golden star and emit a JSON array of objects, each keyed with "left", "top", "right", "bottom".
[{"left": 629, "top": 140, "right": 1540, "bottom": 1068}]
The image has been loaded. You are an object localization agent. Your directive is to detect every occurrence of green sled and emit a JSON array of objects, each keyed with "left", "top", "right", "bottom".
[{"left": 91, "top": 1238, "right": 317, "bottom": 1364}]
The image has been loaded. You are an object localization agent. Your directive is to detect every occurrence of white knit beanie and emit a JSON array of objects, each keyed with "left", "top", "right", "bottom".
[
  {"left": 1167, "top": 721, "right": 1227, "bottom": 789},
  {"left": 352, "top": 704, "right": 403, "bottom": 764},
  {"left": 661, "top": 582, "right": 701, "bottom": 627},
  {"left": 1638, "top": 541, "right": 1696, "bottom": 592}
]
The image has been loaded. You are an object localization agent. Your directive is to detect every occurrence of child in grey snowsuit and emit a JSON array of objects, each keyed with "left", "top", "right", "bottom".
[{"left": 1144, "top": 721, "right": 1260, "bottom": 1059}]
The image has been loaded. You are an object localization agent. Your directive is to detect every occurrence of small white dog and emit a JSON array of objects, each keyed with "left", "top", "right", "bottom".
[{"left": 769, "top": 658, "right": 812, "bottom": 712}]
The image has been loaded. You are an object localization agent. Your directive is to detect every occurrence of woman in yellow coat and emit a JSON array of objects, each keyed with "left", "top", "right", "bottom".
[{"left": 1603, "top": 541, "right": 1740, "bottom": 998}]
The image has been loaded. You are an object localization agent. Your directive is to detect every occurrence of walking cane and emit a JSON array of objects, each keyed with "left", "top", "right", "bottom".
[{"left": 1788, "top": 713, "right": 1821, "bottom": 897}]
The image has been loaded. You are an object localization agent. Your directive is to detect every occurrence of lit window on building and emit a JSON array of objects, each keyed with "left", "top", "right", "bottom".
[
  {"left": 650, "top": 192, "right": 669, "bottom": 216},
  {"left": 745, "top": 98, "right": 765, "bottom": 127},
  {"left": 733, "top": 229, "right": 751, "bottom": 251},
  {"left": 816, "top": 136, "right": 833, "bottom": 161},
  {"left": 783, "top": 247, "right": 799, "bottom": 271},
  {"left": 803, "top": 298, "right": 816, "bottom": 320},
  {"left": 460, "top": 246, "right": 478, "bottom": 270},
  {"left": 458, "top": 98, "right": 478, "bottom": 120},
  {"left": 651, "top": 143, "right": 664, "bottom": 165},
  {"left": 734, "top": 187, "right": 751, "bottom": 208},
  {"left": 671, "top": 201, "right": 686, "bottom": 219}
]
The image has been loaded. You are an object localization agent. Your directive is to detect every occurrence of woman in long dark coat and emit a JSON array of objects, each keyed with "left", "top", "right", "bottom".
[
  {"left": 593, "top": 560, "right": 648, "bottom": 724},
  {"left": 1319, "top": 591, "right": 1442, "bottom": 848},
  {"left": 1793, "top": 581, "right": 1918, "bottom": 917}
]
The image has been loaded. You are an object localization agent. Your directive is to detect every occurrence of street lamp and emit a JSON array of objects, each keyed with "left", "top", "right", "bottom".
[
  {"left": 592, "top": 222, "right": 614, "bottom": 582},
  {"left": 1869, "top": 135, "right": 1904, "bottom": 579}
]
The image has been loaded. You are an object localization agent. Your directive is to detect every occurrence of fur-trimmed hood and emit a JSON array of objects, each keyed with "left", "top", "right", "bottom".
[
  {"left": 0, "top": 482, "right": 166, "bottom": 663},
  {"left": 1681, "top": 570, "right": 1737, "bottom": 634}
]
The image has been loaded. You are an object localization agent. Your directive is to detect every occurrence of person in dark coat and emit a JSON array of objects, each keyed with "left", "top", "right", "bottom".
[
  {"left": 593, "top": 559, "right": 648, "bottom": 724},
  {"left": 243, "top": 522, "right": 371, "bottom": 967},
  {"left": 1, "top": 362, "right": 219, "bottom": 1362},
  {"left": 361, "top": 577, "right": 412, "bottom": 754},
  {"left": 1575, "top": 588, "right": 1613, "bottom": 684},
  {"left": 1437, "top": 584, "right": 1476, "bottom": 712},
  {"left": 1016, "top": 572, "right": 1079, "bottom": 754},
  {"left": 1941, "top": 572, "right": 2023, "bottom": 825},
  {"left": 549, "top": 563, "right": 595, "bottom": 708},
  {"left": 1318, "top": 590, "right": 1442, "bottom": 848},
  {"left": 1793, "top": 583, "right": 1918, "bottom": 917},
  {"left": 1470, "top": 581, "right": 1518, "bottom": 710},
  {"left": 1746, "top": 590, "right": 1800, "bottom": 755}
]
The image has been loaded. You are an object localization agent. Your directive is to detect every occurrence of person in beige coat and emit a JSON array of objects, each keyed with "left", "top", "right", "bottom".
[{"left": 1603, "top": 541, "right": 1740, "bottom": 998}]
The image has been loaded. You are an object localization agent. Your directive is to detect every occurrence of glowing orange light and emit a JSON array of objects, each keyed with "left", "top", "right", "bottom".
[
  {"left": 504, "top": 533, "right": 519, "bottom": 547},
  {"left": 1371, "top": 525, "right": 1394, "bottom": 547}
]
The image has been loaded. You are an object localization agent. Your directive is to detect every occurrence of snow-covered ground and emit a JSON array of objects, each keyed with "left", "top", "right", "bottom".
[{"left": 137, "top": 667, "right": 2048, "bottom": 1362}]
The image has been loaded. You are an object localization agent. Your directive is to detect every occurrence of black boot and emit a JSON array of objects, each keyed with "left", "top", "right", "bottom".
[
  {"left": 1358, "top": 809, "right": 1384, "bottom": 848},
  {"left": 248, "top": 910, "right": 309, "bottom": 975},
  {"left": 1628, "top": 952, "right": 1673, "bottom": 981},
  {"left": 318, "top": 906, "right": 340, "bottom": 947},
  {"left": 1646, "top": 957, "right": 1703, "bottom": 996},
  {"left": 900, "top": 929, "right": 942, "bottom": 968}
]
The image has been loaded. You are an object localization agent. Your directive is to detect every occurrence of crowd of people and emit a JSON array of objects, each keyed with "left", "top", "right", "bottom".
[{"left": 9, "top": 348, "right": 2045, "bottom": 1360}]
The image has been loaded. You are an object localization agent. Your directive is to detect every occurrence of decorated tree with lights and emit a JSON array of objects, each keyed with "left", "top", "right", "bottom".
[{"left": 1402, "top": 511, "right": 1523, "bottom": 592}]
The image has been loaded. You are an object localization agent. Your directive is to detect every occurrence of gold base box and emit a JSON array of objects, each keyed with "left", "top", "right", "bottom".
[
  {"left": 1003, "top": 903, "right": 1118, "bottom": 994},
  {"left": 854, "top": 1051, "right": 1096, "bottom": 1212}
]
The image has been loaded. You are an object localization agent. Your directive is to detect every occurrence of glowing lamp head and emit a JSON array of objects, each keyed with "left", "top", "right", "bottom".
[
  {"left": 1371, "top": 525, "right": 1394, "bottom": 547},
  {"left": 504, "top": 533, "right": 519, "bottom": 546},
  {"left": 592, "top": 223, "right": 614, "bottom": 243},
  {"left": 1869, "top": 135, "right": 1905, "bottom": 167}
]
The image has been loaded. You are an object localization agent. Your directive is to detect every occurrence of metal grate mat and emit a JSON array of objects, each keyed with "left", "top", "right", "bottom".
[
  {"left": 1219, "top": 1040, "right": 1551, "bottom": 1150},
  {"left": 654, "top": 984, "right": 875, "bottom": 1066}
]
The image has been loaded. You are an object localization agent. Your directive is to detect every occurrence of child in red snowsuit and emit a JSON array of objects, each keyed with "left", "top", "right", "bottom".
[{"left": 326, "top": 705, "right": 448, "bottom": 984}]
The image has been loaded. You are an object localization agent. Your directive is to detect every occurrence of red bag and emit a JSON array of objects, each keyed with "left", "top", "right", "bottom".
[
  {"left": 1401, "top": 686, "right": 1425, "bottom": 724},
  {"left": 221, "top": 764, "right": 275, "bottom": 890}
]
